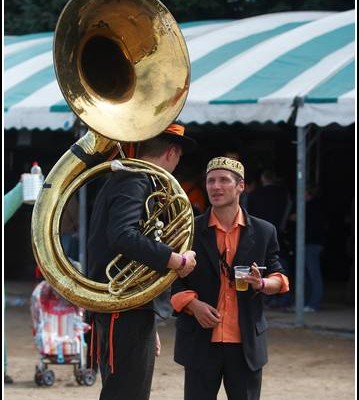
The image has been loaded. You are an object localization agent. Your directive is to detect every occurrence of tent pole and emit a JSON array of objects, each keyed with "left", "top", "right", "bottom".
[{"left": 295, "top": 125, "right": 308, "bottom": 326}]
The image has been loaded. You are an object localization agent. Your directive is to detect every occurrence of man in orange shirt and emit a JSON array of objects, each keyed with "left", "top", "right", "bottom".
[{"left": 171, "top": 156, "right": 289, "bottom": 400}]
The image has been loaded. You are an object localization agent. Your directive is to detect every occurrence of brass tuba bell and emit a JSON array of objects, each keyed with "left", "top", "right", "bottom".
[{"left": 31, "top": 0, "right": 193, "bottom": 312}]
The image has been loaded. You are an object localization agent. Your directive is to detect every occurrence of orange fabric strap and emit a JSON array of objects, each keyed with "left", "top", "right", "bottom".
[
  {"left": 109, "top": 312, "right": 120, "bottom": 374},
  {"left": 97, "top": 325, "right": 101, "bottom": 365},
  {"left": 90, "top": 318, "right": 95, "bottom": 370}
]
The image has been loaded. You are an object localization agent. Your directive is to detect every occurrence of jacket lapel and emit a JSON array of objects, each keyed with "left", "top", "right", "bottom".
[
  {"left": 232, "top": 209, "right": 255, "bottom": 266},
  {"left": 198, "top": 209, "right": 220, "bottom": 276}
]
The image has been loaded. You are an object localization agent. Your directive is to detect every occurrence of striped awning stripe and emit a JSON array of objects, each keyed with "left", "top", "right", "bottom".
[{"left": 4, "top": 10, "right": 355, "bottom": 130}]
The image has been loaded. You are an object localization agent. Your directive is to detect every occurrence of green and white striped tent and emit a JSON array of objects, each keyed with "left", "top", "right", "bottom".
[{"left": 4, "top": 10, "right": 355, "bottom": 130}]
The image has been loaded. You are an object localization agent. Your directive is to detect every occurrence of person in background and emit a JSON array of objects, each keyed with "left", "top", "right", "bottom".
[
  {"left": 303, "top": 185, "right": 325, "bottom": 312},
  {"left": 87, "top": 122, "right": 197, "bottom": 400},
  {"left": 4, "top": 178, "right": 24, "bottom": 384},
  {"left": 180, "top": 171, "right": 207, "bottom": 216},
  {"left": 60, "top": 194, "right": 79, "bottom": 261},
  {"left": 171, "top": 157, "right": 289, "bottom": 400},
  {"left": 247, "top": 169, "right": 292, "bottom": 308},
  {"left": 288, "top": 185, "right": 325, "bottom": 312},
  {"left": 240, "top": 173, "right": 258, "bottom": 210},
  {"left": 247, "top": 169, "right": 292, "bottom": 234}
]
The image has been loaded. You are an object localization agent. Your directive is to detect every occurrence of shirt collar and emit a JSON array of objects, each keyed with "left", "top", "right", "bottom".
[{"left": 208, "top": 207, "right": 246, "bottom": 230}]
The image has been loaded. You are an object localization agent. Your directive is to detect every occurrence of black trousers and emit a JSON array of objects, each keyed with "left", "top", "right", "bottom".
[
  {"left": 94, "top": 310, "right": 156, "bottom": 400},
  {"left": 184, "top": 343, "right": 262, "bottom": 400}
]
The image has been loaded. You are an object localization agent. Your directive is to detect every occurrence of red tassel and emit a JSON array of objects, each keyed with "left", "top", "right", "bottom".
[
  {"left": 109, "top": 312, "right": 120, "bottom": 374},
  {"left": 90, "top": 318, "right": 95, "bottom": 370}
]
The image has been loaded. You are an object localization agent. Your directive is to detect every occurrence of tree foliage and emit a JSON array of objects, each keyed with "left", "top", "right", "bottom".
[
  {"left": 165, "top": 0, "right": 241, "bottom": 20},
  {"left": 4, "top": 0, "right": 68, "bottom": 35},
  {"left": 166, "top": 0, "right": 354, "bottom": 21},
  {"left": 4, "top": 0, "right": 355, "bottom": 35}
]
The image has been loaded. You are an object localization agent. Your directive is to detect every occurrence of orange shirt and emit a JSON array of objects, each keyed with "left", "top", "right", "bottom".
[
  {"left": 171, "top": 207, "right": 289, "bottom": 343},
  {"left": 210, "top": 208, "right": 243, "bottom": 342}
]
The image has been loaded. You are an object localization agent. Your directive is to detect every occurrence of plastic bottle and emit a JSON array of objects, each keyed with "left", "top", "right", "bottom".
[
  {"left": 30, "top": 161, "right": 44, "bottom": 183},
  {"left": 30, "top": 161, "right": 42, "bottom": 175}
]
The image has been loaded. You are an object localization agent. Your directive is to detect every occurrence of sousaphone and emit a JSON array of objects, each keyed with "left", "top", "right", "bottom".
[{"left": 31, "top": 0, "right": 193, "bottom": 312}]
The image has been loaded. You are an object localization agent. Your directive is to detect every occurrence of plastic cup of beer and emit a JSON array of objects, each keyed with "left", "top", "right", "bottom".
[{"left": 234, "top": 266, "right": 250, "bottom": 291}]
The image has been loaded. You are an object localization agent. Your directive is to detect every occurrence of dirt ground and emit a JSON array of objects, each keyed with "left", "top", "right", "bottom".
[{"left": 4, "top": 304, "right": 355, "bottom": 400}]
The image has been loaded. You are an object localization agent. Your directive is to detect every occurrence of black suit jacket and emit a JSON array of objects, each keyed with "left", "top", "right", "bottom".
[
  {"left": 171, "top": 207, "right": 286, "bottom": 371},
  {"left": 87, "top": 170, "right": 172, "bottom": 284}
]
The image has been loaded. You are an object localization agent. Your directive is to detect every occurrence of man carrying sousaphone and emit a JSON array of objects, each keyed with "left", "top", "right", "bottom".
[{"left": 87, "top": 121, "right": 197, "bottom": 400}]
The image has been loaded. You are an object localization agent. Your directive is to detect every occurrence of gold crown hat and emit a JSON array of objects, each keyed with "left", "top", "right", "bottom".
[{"left": 206, "top": 157, "right": 245, "bottom": 179}]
